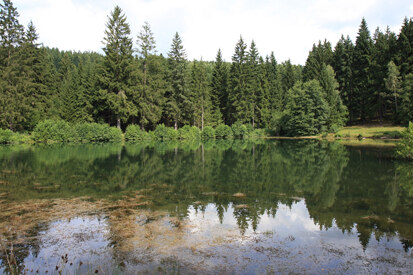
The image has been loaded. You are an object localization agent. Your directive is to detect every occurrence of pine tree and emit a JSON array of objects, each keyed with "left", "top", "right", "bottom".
[
  {"left": 0, "top": 0, "right": 24, "bottom": 130},
  {"left": 318, "top": 65, "right": 348, "bottom": 129},
  {"left": 281, "top": 60, "right": 296, "bottom": 93},
  {"left": 371, "top": 27, "right": 398, "bottom": 121},
  {"left": 302, "top": 40, "right": 333, "bottom": 82},
  {"left": 396, "top": 18, "right": 413, "bottom": 78},
  {"left": 97, "top": 6, "right": 135, "bottom": 129},
  {"left": 333, "top": 35, "right": 354, "bottom": 121},
  {"left": 353, "top": 18, "right": 374, "bottom": 121},
  {"left": 246, "top": 40, "right": 260, "bottom": 128},
  {"left": 135, "top": 22, "right": 164, "bottom": 130},
  {"left": 257, "top": 56, "right": 271, "bottom": 128},
  {"left": 166, "top": 32, "right": 189, "bottom": 129},
  {"left": 229, "top": 36, "right": 248, "bottom": 124},
  {"left": 210, "top": 49, "right": 226, "bottom": 125},
  {"left": 190, "top": 60, "right": 212, "bottom": 129},
  {"left": 266, "top": 52, "right": 283, "bottom": 111},
  {"left": 399, "top": 73, "right": 413, "bottom": 124}
]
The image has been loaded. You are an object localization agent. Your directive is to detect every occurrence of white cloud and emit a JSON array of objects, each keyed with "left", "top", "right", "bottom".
[{"left": 13, "top": 0, "right": 411, "bottom": 64}]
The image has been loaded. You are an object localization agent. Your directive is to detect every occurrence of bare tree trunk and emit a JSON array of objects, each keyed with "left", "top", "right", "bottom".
[
  {"left": 117, "top": 118, "right": 121, "bottom": 129},
  {"left": 201, "top": 99, "right": 204, "bottom": 131},
  {"left": 174, "top": 120, "right": 178, "bottom": 130}
]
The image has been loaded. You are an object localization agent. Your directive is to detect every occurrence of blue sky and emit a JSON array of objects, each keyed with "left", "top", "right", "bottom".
[{"left": 13, "top": 0, "right": 413, "bottom": 64}]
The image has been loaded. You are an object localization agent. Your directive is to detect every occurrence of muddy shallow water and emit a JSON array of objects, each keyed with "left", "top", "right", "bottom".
[{"left": 0, "top": 140, "right": 412, "bottom": 274}]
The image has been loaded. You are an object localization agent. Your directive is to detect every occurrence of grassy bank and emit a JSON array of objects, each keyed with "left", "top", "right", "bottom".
[{"left": 334, "top": 124, "right": 405, "bottom": 139}]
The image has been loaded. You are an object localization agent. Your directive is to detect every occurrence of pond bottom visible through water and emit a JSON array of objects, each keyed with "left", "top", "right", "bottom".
[{"left": 1, "top": 199, "right": 411, "bottom": 274}]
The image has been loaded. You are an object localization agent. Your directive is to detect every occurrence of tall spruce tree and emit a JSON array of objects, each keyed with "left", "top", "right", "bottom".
[
  {"left": 396, "top": 18, "right": 413, "bottom": 78},
  {"left": 318, "top": 64, "right": 348, "bottom": 129},
  {"left": 98, "top": 6, "right": 135, "bottom": 129},
  {"left": 210, "top": 49, "right": 226, "bottom": 125},
  {"left": 166, "top": 32, "right": 189, "bottom": 129},
  {"left": 257, "top": 56, "right": 271, "bottom": 128},
  {"left": 333, "top": 35, "right": 354, "bottom": 121},
  {"left": 0, "top": 0, "right": 24, "bottom": 130},
  {"left": 190, "top": 60, "right": 212, "bottom": 129},
  {"left": 302, "top": 40, "right": 333, "bottom": 82},
  {"left": 353, "top": 18, "right": 374, "bottom": 121},
  {"left": 136, "top": 21, "right": 164, "bottom": 130},
  {"left": 229, "top": 36, "right": 248, "bottom": 124},
  {"left": 246, "top": 40, "right": 260, "bottom": 128}
]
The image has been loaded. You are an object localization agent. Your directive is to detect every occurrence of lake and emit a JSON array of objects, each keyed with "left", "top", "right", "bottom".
[{"left": 0, "top": 140, "right": 412, "bottom": 274}]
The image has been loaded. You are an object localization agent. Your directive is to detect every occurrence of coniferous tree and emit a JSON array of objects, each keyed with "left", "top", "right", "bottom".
[
  {"left": 318, "top": 65, "right": 348, "bottom": 129},
  {"left": 229, "top": 36, "right": 248, "bottom": 124},
  {"left": 210, "top": 49, "right": 226, "bottom": 125},
  {"left": 281, "top": 60, "right": 296, "bottom": 94},
  {"left": 257, "top": 56, "right": 271, "bottom": 128},
  {"left": 371, "top": 27, "right": 398, "bottom": 121},
  {"left": 303, "top": 40, "right": 333, "bottom": 82},
  {"left": 353, "top": 18, "right": 374, "bottom": 121},
  {"left": 136, "top": 22, "right": 165, "bottom": 130},
  {"left": 333, "top": 35, "right": 354, "bottom": 121},
  {"left": 190, "top": 60, "right": 212, "bottom": 129},
  {"left": 97, "top": 6, "right": 135, "bottom": 129},
  {"left": 399, "top": 73, "right": 413, "bottom": 124},
  {"left": 0, "top": 0, "right": 24, "bottom": 130},
  {"left": 396, "top": 18, "right": 413, "bottom": 78},
  {"left": 246, "top": 40, "right": 260, "bottom": 128},
  {"left": 166, "top": 32, "right": 189, "bottom": 129}
]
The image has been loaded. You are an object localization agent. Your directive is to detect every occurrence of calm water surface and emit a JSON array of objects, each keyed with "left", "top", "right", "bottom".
[{"left": 0, "top": 140, "right": 412, "bottom": 274}]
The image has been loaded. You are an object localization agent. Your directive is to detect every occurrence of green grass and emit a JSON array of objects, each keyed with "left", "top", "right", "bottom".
[{"left": 335, "top": 124, "right": 405, "bottom": 139}]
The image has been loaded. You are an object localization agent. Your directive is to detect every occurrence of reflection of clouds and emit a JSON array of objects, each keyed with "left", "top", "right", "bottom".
[
  {"left": 258, "top": 201, "right": 320, "bottom": 236},
  {"left": 23, "top": 217, "right": 114, "bottom": 274}
]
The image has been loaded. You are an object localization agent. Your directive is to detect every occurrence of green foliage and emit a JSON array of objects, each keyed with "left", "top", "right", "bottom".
[
  {"left": 282, "top": 80, "right": 329, "bottom": 136},
  {"left": 178, "top": 125, "right": 201, "bottom": 140},
  {"left": 75, "top": 122, "right": 122, "bottom": 142},
  {"left": 154, "top": 124, "right": 178, "bottom": 140},
  {"left": 32, "top": 119, "right": 77, "bottom": 143},
  {"left": 395, "top": 122, "right": 413, "bottom": 160},
  {"left": 215, "top": 124, "right": 233, "bottom": 139},
  {"left": 0, "top": 128, "right": 13, "bottom": 144},
  {"left": 249, "top": 128, "right": 267, "bottom": 139},
  {"left": 231, "top": 122, "right": 248, "bottom": 138},
  {"left": 201, "top": 126, "right": 215, "bottom": 140},
  {"left": 125, "top": 124, "right": 149, "bottom": 141}
]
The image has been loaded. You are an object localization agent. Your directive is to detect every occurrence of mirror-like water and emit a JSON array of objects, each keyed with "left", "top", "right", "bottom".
[{"left": 0, "top": 140, "right": 412, "bottom": 274}]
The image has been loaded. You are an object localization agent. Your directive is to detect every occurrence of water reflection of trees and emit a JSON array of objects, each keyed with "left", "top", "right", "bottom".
[{"left": 1, "top": 140, "right": 413, "bottom": 249}]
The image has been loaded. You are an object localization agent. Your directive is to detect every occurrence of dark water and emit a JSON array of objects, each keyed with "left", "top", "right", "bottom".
[{"left": 0, "top": 140, "right": 412, "bottom": 274}]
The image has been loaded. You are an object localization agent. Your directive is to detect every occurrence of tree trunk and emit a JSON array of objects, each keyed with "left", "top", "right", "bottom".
[
  {"left": 201, "top": 99, "right": 204, "bottom": 131},
  {"left": 117, "top": 117, "right": 121, "bottom": 129},
  {"left": 174, "top": 120, "right": 178, "bottom": 130}
]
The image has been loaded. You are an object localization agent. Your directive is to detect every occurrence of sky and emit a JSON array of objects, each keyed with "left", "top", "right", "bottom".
[{"left": 13, "top": 0, "right": 413, "bottom": 65}]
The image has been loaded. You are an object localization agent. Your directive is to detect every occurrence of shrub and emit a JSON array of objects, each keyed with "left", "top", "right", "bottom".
[
  {"left": 0, "top": 129, "right": 13, "bottom": 144},
  {"left": 395, "top": 122, "right": 413, "bottom": 160},
  {"left": 32, "top": 119, "right": 77, "bottom": 143},
  {"left": 215, "top": 124, "right": 233, "bottom": 139},
  {"left": 249, "top": 129, "right": 267, "bottom": 138},
  {"left": 125, "top": 124, "right": 149, "bottom": 141},
  {"left": 178, "top": 125, "right": 200, "bottom": 140},
  {"left": 201, "top": 126, "right": 215, "bottom": 140},
  {"left": 329, "top": 124, "right": 341, "bottom": 133},
  {"left": 231, "top": 122, "right": 248, "bottom": 138},
  {"left": 154, "top": 124, "right": 178, "bottom": 140},
  {"left": 74, "top": 123, "right": 122, "bottom": 142}
]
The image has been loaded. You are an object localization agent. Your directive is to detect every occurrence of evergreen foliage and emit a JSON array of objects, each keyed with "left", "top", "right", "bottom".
[
  {"left": 395, "top": 122, "right": 413, "bottom": 160},
  {"left": 97, "top": 6, "right": 135, "bottom": 129}
]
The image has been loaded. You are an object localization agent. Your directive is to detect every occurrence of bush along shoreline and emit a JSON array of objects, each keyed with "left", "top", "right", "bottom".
[{"left": 0, "top": 120, "right": 270, "bottom": 144}]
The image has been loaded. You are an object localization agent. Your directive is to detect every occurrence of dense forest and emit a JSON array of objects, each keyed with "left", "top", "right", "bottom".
[{"left": 1, "top": 0, "right": 413, "bottom": 136}]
